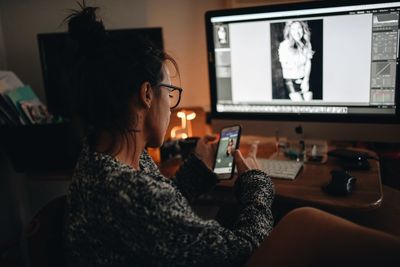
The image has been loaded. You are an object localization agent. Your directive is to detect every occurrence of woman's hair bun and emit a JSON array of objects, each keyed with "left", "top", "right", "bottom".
[{"left": 67, "top": 4, "right": 107, "bottom": 55}]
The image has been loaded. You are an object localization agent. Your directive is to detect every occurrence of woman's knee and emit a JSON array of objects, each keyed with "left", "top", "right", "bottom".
[{"left": 278, "top": 207, "right": 326, "bottom": 226}]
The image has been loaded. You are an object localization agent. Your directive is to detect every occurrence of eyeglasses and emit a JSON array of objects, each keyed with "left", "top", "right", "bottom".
[{"left": 158, "top": 83, "right": 183, "bottom": 109}]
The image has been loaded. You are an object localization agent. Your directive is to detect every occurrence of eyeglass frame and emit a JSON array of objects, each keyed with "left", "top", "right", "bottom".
[{"left": 158, "top": 83, "right": 183, "bottom": 109}]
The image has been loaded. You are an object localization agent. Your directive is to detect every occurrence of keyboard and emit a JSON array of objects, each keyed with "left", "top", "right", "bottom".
[{"left": 258, "top": 159, "right": 303, "bottom": 180}]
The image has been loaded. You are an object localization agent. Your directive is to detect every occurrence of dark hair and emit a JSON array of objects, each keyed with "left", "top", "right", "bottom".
[{"left": 65, "top": 2, "right": 177, "bottom": 153}]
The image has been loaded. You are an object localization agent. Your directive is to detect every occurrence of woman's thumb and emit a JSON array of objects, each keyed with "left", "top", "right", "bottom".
[{"left": 233, "top": 150, "right": 247, "bottom": 174}]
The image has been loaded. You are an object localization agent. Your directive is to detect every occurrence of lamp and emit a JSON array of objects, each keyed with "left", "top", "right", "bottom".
[{"left": 170, "top": 109, "right": 196, "bottom": 139}]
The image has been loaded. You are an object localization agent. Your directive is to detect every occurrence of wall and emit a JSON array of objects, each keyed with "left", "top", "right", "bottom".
[
  {"left": 0, "top": 0, "right": 226, "bottom": 218},
  {"left": 0, "top": 0, "right": 225, "bottom": 109},
  {"left": 0, "top": 1, "right": 225, "bottom": 265},
  {"left": 0, "top": 13, "right": 7, "bottom": 69},
  {"left": 145, "top": 0, "right": 225, "bottom": 110},
  {"left": 227, "top": 0, "right": 313, "bottom": 8},
  {"left": 0, "top": 0, "right": 147, "bottom": 103},
  {"left": 0, "top": 11, "right": 28, "bottom": 265}
]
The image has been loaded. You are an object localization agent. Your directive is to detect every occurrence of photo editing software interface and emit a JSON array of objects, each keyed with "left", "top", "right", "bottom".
[{"left": 210, "top": 2, "right": 399, "bottom": 115}]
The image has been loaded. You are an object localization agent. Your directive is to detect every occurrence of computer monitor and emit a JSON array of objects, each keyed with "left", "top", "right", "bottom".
[
  {"left": 37, "top": 28, "right": 163, "bottom": 120},
  {"left": 205, "top": 1, "right": 400, "bottom": 142}
]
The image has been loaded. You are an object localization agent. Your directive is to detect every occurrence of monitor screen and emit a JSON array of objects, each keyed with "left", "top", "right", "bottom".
[
  {"left": 37, "top": 28, "right": 163, "bottom": 119},
  {"left": 205, "top": 1, "right": 400, "bottom": 123}
]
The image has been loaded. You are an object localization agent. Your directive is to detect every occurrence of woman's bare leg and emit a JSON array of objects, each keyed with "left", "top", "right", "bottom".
[{"left": 246, "top": 207, "right": 400, "bottom": 267}]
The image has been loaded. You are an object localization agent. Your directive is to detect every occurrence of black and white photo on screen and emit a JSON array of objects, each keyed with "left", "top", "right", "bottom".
[
  {"left": 215, "top": 24, "right": 230, "bottom": 48},
  {"left": 270, "top": 20, "right": 323, "bottom": 101}
]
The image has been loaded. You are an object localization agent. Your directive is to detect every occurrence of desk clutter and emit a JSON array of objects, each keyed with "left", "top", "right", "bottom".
[
  {"left": 160, "top": 137, "right": 199, "bottom": 161},
  {"left": 327, "top": 148, "right": 371, "bottom": 170},
  {"left": 0, "top": 71, "right": 61, "bottom": 126},
  {"left": 322, "top": 169, "right": 357, "bottom": 196},
  {"left": 157, "top": 107, "right": 209, "bottom": 162},
  {"left": 273, "top": 138, "right": 328, "bottom": 163},
  {"left": 0, "top": 71, "right": 78, "bottom": 172}
]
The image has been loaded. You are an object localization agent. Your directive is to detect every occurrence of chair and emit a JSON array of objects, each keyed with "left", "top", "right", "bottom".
[{"left": 26, "top": 195, "right": 66, "bottom": 267}]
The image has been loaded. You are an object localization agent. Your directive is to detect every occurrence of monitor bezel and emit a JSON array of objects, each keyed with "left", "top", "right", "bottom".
[{"left": 205, "top": 0, "right": 400, "bottom": 124}]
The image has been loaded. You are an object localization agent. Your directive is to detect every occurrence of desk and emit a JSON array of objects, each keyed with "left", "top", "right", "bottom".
[
  {"left": 271, "top": 157, "right": 382, "bottom": 212},
  {"left": 159, "top": 136, "right": 383, "bottom": 227},
  {"left": 159, "top": 149, "right": 397, "bottom": 235},
  {"left": 25, "top": 136, "right": 398, "bottom": 236},
  {"left": 213, "top": 137, "right": 383, "bottom": 213}
]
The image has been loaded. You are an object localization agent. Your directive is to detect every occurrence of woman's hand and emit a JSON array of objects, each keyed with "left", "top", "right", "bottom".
[
  {"left": 233, "top": 142, "right": 261, "bottom": 176},
  {"left": 194, "top": 135, "right": 218, "bottom": 170}
]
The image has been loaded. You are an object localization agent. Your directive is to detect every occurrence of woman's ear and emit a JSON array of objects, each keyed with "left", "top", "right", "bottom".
[{"left": 139, "top": 82, "right": 153, "bottom": 109}]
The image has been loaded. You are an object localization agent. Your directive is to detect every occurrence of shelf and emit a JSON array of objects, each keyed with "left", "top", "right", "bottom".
[{"left": 0, "top": 122, "right": 80, "bottom": 172}]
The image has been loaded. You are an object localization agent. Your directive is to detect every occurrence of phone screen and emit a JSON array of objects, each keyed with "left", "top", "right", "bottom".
[{"left": 213, "top": 125, "right": 241, "bottom": 179}]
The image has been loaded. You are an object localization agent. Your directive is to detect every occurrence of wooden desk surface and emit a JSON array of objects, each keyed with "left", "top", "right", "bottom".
[
  {"left": 29, "top": 135, "right": 382, "bottom": 213},
  {"left": 191, "top": 136, "right": 383, "bottom": 212},
  {"left": 25, "top": 135, "right": 396, "bottom": 235},
  {"left": 270, "top": 158, "right": 382, "bottom": 212}
]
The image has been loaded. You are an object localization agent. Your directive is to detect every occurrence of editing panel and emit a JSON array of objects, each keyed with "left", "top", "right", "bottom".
[{"left": 370, "top": 12, "right": 398, "bottom": 105}]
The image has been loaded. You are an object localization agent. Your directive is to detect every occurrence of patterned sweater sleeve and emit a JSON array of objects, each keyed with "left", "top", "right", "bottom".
[
  {"left": 172, "top": 153, "right": 219, "bottom": 202},
  {"left": 110, "top": 169, "right": 274, "bottom": 267}
]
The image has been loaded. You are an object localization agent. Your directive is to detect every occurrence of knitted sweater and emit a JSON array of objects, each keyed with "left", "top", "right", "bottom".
[{"left": 64, "top": 142, "right": 275, "bottom": 267}]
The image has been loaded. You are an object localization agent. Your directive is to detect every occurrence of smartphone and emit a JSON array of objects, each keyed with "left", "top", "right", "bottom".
[{"left": 213, "top": 125, "right": 241, "bottom": 180}]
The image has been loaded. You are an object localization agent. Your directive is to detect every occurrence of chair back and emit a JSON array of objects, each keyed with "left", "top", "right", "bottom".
[{"left": 26, "top": 195, "right": 66, "bottom": 267}]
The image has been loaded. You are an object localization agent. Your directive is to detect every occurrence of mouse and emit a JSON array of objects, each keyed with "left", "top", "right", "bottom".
[{"left": 322, "top": 170, "right": 356, "bottom": 196}]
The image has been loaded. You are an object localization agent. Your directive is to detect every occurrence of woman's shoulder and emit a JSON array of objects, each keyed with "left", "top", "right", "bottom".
[
  {"left": 73, "top": 147, "right": 148, "bottom": 189},
  {"left": 140, "top": 149, "right": 160, "bottom": 174}
]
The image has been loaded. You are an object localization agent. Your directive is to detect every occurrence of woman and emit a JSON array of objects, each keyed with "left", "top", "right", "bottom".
[
  {"left": 64, "top": 5, "right": 400, "bottom": 267},
  {"left": 64, "top": 5, "right": 274, "bottom": 267},
  {"left": 278, "top": 20, "right": 314, "bottom": 101}
]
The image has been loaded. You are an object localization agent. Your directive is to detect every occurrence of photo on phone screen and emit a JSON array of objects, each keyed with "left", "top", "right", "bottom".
[{"left": 213, "top": 125, "right": 241, "bottom": 179}]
